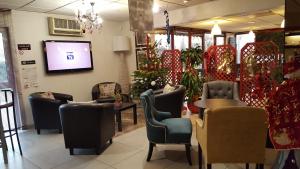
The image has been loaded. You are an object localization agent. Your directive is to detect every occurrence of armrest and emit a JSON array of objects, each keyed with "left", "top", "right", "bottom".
[
  {"left": 155, "top": 110, "right": 172, "bottom": 121},
  {"left": 233, "top": 82, "right": 240, "bottom": 101},
  {"left": 201, "top": 83, "right": 208, "bottom": 100},
  {"left": 196, "top": 118, "right": 207, "bottom": 151},
  {"left": 53, "top": 93, "right": 73, "bottom": 102}
]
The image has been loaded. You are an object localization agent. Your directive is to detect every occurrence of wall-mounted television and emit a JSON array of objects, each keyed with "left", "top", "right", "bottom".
[{"left": 43, "top": 40, "right": 93, "bottom": 73}]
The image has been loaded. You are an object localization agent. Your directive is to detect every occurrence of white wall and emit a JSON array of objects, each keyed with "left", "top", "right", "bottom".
[{"left": 9, "top": 10, "right": 136, "bottom": 126}]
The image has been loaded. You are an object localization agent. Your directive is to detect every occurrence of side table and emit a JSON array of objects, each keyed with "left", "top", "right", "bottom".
[{"left": 114, "top": 102, "right": 137, "bottom": 132}]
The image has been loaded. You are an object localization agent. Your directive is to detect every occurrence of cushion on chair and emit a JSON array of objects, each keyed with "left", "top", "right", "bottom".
[
  {"left": 161, "top": 118, "right": 192, "bottom": 144},
  {"left": 207, "top": 81, "right": 234, "bottom": 99},
  {"left": 99, "top": 83, "right": 116, "bottom": 98}
]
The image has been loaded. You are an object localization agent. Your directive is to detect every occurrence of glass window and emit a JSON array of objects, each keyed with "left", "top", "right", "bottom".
[
  {"left": 0, "top": 33, "right": 8, "bottom": 83},
  {"left": 236, "top": 33, "right": 255, "bottom": 64},
  {"left": 154, "top": 34, "right": 170, "bottom": 56},
  {"left": 204, "top": 33, "right": 214, "bottom": 51},
  {"left": 174, "top": 34, "right": 188, "bottom": 51},
  {"left": 192, "top": 35, "right": 203, "bottom": 49}
]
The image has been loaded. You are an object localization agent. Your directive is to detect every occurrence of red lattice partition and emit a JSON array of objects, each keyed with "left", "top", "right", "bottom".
[
  {"left": 266, "top": 79, "right": 300, "bottom": 149},
  {"left": 240, "top": 41, "right": 280, "bottom": 108},
  {"left": 161, "top": 50, "right": 182, "bottom": 85},
  {"left": 204, "top": 45, "right": 237, "bottom": 81}
]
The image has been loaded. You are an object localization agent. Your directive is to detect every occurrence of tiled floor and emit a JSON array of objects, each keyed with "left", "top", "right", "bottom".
[{"left": 0, "top": 126, "right": 279, "bottom": 169}]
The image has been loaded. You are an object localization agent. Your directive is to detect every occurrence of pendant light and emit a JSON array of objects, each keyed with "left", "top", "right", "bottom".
[
  {"left": 248, "top": 30, "right": 255, "bottom": 40},
  {"left": 211, "top": 22, "right": 222, "bottom": 35},
  {"left": 281, "top": 19, "right": 285, "bottom": 28}
]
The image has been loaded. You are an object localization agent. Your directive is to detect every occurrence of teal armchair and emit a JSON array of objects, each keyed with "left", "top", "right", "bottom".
[{"left": 140, "top": 89, "right": 192, "bottom": 165}]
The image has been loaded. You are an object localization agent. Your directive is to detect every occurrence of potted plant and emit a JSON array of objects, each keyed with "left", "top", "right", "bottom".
[{"left": 181, "top": 46, "right": 204, "bottom": 113}]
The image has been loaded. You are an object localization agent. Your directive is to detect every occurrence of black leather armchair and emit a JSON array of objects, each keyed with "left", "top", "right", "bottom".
[
  {"left": 59, "top": 103, "right": 115, "bottom": 155},
  {"left": 28, "top": 92, "right": 73, "bottom": 134},
  {"left": 153, "top": 85, "right": 186, "bottom": 118},
  {"left": 91, "top": 82, "right": 130, "bottom": 103}
]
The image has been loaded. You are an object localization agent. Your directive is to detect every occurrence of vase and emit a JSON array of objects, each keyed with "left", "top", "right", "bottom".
[{"left": 187, "top": 102, "right": 199, "bottom": 114}]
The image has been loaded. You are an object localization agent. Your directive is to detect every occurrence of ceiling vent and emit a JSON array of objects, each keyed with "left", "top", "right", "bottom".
[{"left": 48, "top": 17, "right": 83, "bottom": 37}]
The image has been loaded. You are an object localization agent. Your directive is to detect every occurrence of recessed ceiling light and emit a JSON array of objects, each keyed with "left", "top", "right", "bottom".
[
  {"left": 183, "top": 0, "right": 190, "bottom": 4},
  {"left": 248, "top": 21, "right": 255, "bottom": 24}
]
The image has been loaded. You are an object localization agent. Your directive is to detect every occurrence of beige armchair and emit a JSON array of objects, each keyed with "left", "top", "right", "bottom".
[{"left": 196, "top": 107, "right": 267, "bottom": 169}]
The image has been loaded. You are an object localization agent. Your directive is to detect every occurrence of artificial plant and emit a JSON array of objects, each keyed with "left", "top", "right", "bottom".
[
  {"left": 131, "top": 42, "right": 168, "bottom": 98},
  {"left": 180, "top": 46, "right": 204, "bottom": 102}
]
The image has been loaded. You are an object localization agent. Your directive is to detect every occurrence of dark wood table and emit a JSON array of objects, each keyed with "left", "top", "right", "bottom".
[
  {"left": 114, "top": 102, "right": 137, "bottom": 132},
  {"left": 194, "top": 99, "right": 247, "bottom": 118}
]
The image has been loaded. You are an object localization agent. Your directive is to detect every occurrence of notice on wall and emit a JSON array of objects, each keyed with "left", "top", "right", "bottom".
[{"left": 22, "top": 67, "right": 38, "bottom": 89}]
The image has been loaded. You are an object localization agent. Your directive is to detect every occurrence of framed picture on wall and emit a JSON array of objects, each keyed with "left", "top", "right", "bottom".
[
  {"left": 136, "top": 47, "right": 147, "bottom": 69},
  {"left": 135, "top": 32, "right": 148, "bottom": 47}
]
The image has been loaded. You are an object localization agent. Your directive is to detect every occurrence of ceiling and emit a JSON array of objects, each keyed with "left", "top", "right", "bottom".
[
  {"left": 176, "top": 6, "right": 285, "bottom": 32},
  {"left": 0, "top": 0, "right": 284, "bottom": 32},
  {"left": 0, "top": 0, "right": 213, "bottom": 21}
]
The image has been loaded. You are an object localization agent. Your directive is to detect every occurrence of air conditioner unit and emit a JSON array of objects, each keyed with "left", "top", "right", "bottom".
[{"left": 48, "top": 17, "right": 83, "bottom": 37}]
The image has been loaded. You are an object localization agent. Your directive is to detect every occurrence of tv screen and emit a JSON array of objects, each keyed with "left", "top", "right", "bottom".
[{"left": 43, "top": 40, "right": 93, "bottom": 73}]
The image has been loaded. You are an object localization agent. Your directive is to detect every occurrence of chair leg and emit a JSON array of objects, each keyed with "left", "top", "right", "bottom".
[
  {"left": 69, "top": 148, "right": 74, "bottom": 155},
  {"left": 198, "top": 143, "right": 202, "bottom": 169},
  {"left": 58, "top": 128, "right": 62, "bottom": 134},
  {"left": 207, "top": 164, "right": 212, "bottom": 169},
  {"left": 146, "top": 142, "right": 154, "bottom": 162},
  {"left": 109, "top": 139, "right": 113, "bottom": 144},
  {"left": 246, "top": 163, "right": 249, "bottom": 169},
  {"left": 185, "top": 144, "right": 192, "bottom": 165},
  {"left": 37, "top": 129, "right": 40, "bottom": 135}
]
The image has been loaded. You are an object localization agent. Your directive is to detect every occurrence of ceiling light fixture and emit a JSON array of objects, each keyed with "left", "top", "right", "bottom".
[
  {"left": 183, "top": 0, "right": 190, "bottom": 4},
  {"left": 75, "top": 0, "right": 103, "bottom": 33},
  {"left": 152, "top": 3, "right": 160, "bottom": 13},
  {"left": 281, "top": 19, "right": 285, "bottom": 28},
  {"left": 211, "top": 22, "right": 222, "bottom": 35}
]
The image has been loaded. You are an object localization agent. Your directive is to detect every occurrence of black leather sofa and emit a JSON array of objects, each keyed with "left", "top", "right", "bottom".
[
  {"left": 154, "top": 85, "right": 186, "bottom": 118},
  {"left": 59, "top": 103, "right": 115, "bottom": 155},
  {"left": 28, "top": 92, "right": 73, "bottom": 134}
]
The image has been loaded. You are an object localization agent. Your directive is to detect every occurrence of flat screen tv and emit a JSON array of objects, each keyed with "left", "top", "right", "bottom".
[{"left": 43, "top": 40, "right": 93, "bottom": 73}]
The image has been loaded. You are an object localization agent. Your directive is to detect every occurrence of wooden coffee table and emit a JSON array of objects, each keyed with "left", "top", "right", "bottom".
[
  {"left": 194, "top": 99, "right": 247, "bottom": 119},
  {"left": 114, "top": 102, "right": 137, "bottom": 132}
]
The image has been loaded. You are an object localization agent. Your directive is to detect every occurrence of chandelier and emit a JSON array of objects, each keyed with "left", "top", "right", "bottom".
[{"left": 75, "top": 0, "right": 103, "bottom": 33}]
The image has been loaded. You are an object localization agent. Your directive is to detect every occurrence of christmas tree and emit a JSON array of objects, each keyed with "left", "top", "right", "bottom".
[{"left": 131, "top": 42, "right": 168, "bottom": 98}]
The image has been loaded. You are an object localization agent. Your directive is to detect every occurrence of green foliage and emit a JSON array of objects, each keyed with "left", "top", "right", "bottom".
[
  {"left": 180, "top": 46, "right": 204, "bottom": 102},
  {"left": 131, "top": 42, "right": 168, "bottom": 98},
  {"left": 181, "top": 46, "right": 203, "bottom": 67}
]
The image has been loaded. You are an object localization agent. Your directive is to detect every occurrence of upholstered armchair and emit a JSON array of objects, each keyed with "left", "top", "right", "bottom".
[
  {"left": 201, "top": 80, "right": 240, "bottom": 101},
  {"left": 59, "top": 103, "right": 115, "bottom": 155},
  {"left": 28, "top": 92, "right": 73, "bottom": 134},
  {"left": 140, "top": 89, "right": 192, "bottom": 165},
  {"left": 153, "top": 85, "right": 186, "bottom": 118},
  {"left": 196, "top": 107, "right": 267, "bottom": 169},
  {"left": 91, "top": 82, "right": 130, "bottom": 103}
]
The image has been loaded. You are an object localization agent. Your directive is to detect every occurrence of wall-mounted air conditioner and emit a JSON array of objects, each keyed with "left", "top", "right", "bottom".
[{"left": 48, "top": 17, "right": 83, "bottom": 37}]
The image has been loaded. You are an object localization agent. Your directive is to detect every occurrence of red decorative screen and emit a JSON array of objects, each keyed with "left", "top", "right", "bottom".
[
  {"left": 267, "top": 79, "right": 300, "bottom": 149},
  {"left": 161, "top": 50, "right": 182, "bottom": 85},
  {"left": 240, "top": 41, "right": 280, "bottom": 108},
  {"left": 204, "top": 45, "right": 237, "bottom": 81}
]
